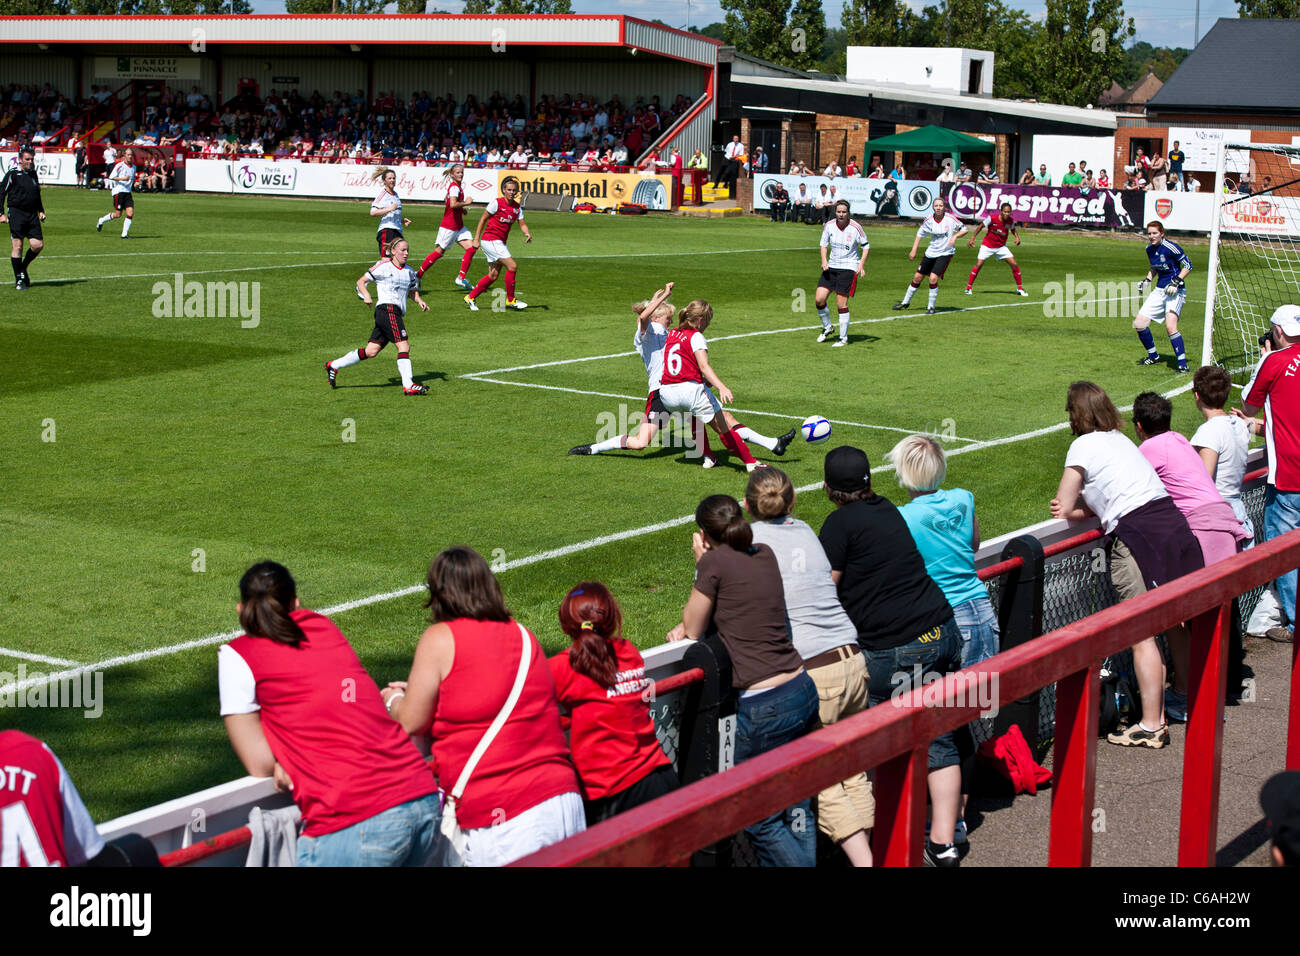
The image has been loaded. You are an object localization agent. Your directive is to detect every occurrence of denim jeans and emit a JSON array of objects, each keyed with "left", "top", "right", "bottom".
[
  {"left": 296, "top": 794, "right": 440, "bottom": 867},
  {"left": 734, "top": 671, "right": 819, "bottom": 867},
  {"left": 865, "top": 618, "right": 964, "bottom": 770},
  {"left": 952, "top": 596, "right": 1000, "bottom": 668},
  {"left": 1264, "top": 486, "right": 1300, "bottom": 625}
]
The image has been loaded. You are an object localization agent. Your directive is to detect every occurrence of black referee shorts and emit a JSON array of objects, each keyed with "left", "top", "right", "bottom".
[{"left": 7, "top": 211, "right": 42, "bottom": 241}]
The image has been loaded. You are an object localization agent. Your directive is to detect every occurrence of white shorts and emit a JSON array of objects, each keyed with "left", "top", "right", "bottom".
[
  {"left": 1139, "top": 286, "right": 1185, "bottom": 324},
  {"left": 659, "top": 381, "right": 723, "bottom": 424},
  {"left": 480, "top": 239, "right": 512, "bottom": 263},
  {"left": 976, "top": 244, "right": 1015, "bottom": 262},
  {"left": 461, "top": 791, "right": 585, "bottom": 867},
  {"left": 436, "top": 226, "right": 472, "bottom": 249}
]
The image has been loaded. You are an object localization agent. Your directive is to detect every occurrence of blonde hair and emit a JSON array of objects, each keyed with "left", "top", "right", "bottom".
[
  {"left": 677, "top": 299, "right": 713, "bottom": 329},
  {"left": 371, "top": 166, "right": 395, "bottom": 183},
  {"left": 441, "top": 163, "right": 463, "bottom": 181},
  {"left": 632, "top": 300, "right": 675, "bottom": 322},
  {"left": 888, "top": 434, "right": 947, "bottom": 492},
  {"left": 745, "top": 467, "right": 794, "bottom": 520}
]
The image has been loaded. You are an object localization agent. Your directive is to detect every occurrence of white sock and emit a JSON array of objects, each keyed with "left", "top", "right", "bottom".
[
  {"left": 397, "top": 356, "right": 413, "bottom": 388},
  {"left": 736, "top": 426, "right": 777, "bottom": 451},
  {"left": 332, "top": 349, "right": 363, "bottom": 370},
  {"left": 590, "top": 435, "right": 627, "bottom": 454},
  {"left": 97, "top": 214, "right": 111, "bottom": 226},
  {"left": 928, "top": 286, "right": 938, "bottom": 309},
  {"left": 817, "top": 305, "right": 831, "bottom": 330},
  {"left": 121, "top": 217, "right": 133, "bottom": 237},
  {"left": 839, "top": 310, "right": 850, "bottom": 340},
  {"left": 902, "top": 284, "right": 917, "bottom": 304}
]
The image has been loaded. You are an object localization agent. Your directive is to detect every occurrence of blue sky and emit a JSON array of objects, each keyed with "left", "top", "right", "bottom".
[{"left": 247, "top": 0, "right": 1242, "bottom": 51}]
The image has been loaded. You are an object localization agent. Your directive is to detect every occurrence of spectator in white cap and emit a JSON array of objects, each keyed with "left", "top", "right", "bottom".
[{"left": 1238, "top": 304, "right": 1300, "bottom": 642}]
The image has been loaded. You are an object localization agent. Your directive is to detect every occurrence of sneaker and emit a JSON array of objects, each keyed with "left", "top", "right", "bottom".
[
  {"left": 454, "top": 276, "right": 471, "bottom": 290},
  {"left": 1264, "top": 627, "right": 1293, "bottom": 643},
  {"left": 96, "top": 220, "right": 103, "bottom": 232},
  {"left": 568, "top": 444, "right": 594, "bottom": 455},
  {"left": 325, "top": 361, "right": 337, "bottom": 389},
  {"left": 19, "top": 272, "right": 30, "bottom": 288},
  {"left": 926, "top": 306, "right": 936, "bottom": 314},
  {"left": 891, "top": 300, "right": 909, "bottom": 310},
  {"left": 14, "top": 279, "right": 23, "bottom": 291},
  {"left": 924, "top": 819, "right": 968, "bottom": 845},
  {"left": 1107, "top": 721, "right": 1169, "bottom": 749},
  {"left": 832, "top": 339, "right": 847, "bottom": 348},
  {"left": 403, "top": 384, "right": 429, "bottom": 395},
  {"left": 923, "top": 841, "right": 961, "bottom": 868},
  {"left": 1138, "top": 355, "right": 1160, "bottom": 366},
  {"left": 773, "top": 427, "right": 797, "bottom": 456},
  {"left": 1017, "top": 288, "right": 1029, "bottom": 296},
  {"left": 745, "top": 461, "right": 768, "bottom": 473},
  {"left": 464, "top": 294, "right": 479, "bottom": 312},
  {"left": 701, "top": 455, "right": 717, "bottom": 469},
  {"left": 506, "top": 298, "right": 528, "bottom": 310},
  {"left": 963, "top": 288, "right": 973, "bottom": 295},
  {"left": 1164, "top": 689, "right": 1188, "bottom": 723},
  {"left": 816, "top": 328, "right": 833, "bottom": 343},
  {"left": 1177, "top": 365, "right": 1190, "bottom": 374}
]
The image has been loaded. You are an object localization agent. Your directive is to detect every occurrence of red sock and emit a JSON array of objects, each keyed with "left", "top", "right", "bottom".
[
  {"left": 1011, "top": 264, "right": 1023, "bottom": 288},
  {"left": 691, "top": 418, "right": 713, "bottom": 456},
  {"left": 504, "top": 269, "right": 517, "bottom": 300},
  {"left": 418, "top": 249, "right": 444, "bottom": 275},
  {"left": 721, "top": 428, "right": 757, "bottom": 465},
  {"left": 356, "top": 348, "right": 368, "bottom": 361},
  {"left": 469, "top": 274, "right": 493, "bottom": 299},
  {"left": 966, "top": 266, "right": 979, "bottom": 289},
  {"left": 458, "top": 246, "right": 476, "bottom": 278}
]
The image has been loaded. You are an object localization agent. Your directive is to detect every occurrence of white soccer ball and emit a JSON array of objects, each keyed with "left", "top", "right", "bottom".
[{"left": 802, "top": 415, "right": 831, "bottom": 444}]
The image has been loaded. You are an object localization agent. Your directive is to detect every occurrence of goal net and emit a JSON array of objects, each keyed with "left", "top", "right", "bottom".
[{"left": 1202, "top": 141, "right": 1300, "bottom": 383}]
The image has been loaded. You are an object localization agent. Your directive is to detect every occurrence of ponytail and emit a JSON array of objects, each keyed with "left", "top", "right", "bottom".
[
  {"left": 558, "top": 581, "right": 622, "bottom": 689},
  {"left": 695, "top": 494, "right": 753, "bottom": 551},
  {"left": 238, "top": 561, "right": 307, "bottom": 647}
]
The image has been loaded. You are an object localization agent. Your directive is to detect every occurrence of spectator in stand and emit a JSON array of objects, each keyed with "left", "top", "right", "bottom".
[
  {"left": 846, "top": 155, "right": 859, "bottom": 177},
  {"left": 752, "top": 146, "right": 767, "bottom": 174},
  {"left": 1239, "top": 305, "right": 1300, "bottom": 643},
  {"left": 745, "top": 467, "right": 875, "bottom": 866},
  {"left": 1149, "top": 151, "right": 1168, "bottom": 191},
  {"left": 1034, "top": 164, "right": 1051, "bottom": 186},
  {"left": 1124, "top": 171, "right": 1140, "bottom": 190},
  {"left": 977, "top": 163, "right": 997, "bottom": 184},
  {"left": 716, "top": 134, "right": 742, "bottom": 189},
  {"left": 1132, "top": 391, "right": 1248, "bottom": 720},
  {"left": 382, "top": 546, "right": 585, "bottom": 867},
  {"left": 867, "top": 156, "right": 885, "bottom": 178},
  {"left": 1237, "top": 173, "right": 1253, "bottom": 195},
  {"left": 937, "top": 160, "right": 955, "bottom": 188},
  {"left": 1019, "top": 167, "right": 1035, "bottom": 185},
  {"left": 667, "top": 494, "right": 818, "bottom": 867},
  {"left": 1061, "top": 162, "right": 1083, "bottom": 186},
  {"left": 1083, "top": 169, "right": 1097, "bottom": 190},
  {"left": 220, "top": 561, "right": 440, "bottom": 866},
  {"left": 1050, "top": 383, "right": 1205, "bottom": 749},
  {"left": 792, "top": 182, "right": 812, "bottom": 223},
  {"left": 769, "top": 182, "right": 791, "bottom": 223},
  {"left": 955, "top": 160, "right": 972, "bottom": 183},
  {"left": 687, "top": 147, "right": 707, "bottom": 172},
  {"left": 890, "top": 163, "right": 905, "bottom": 181},
  {"left": 818, "top": 445, "right": 967, "bottom": 866},
  {"left": 0, "top": 731, "right": 106, "bottom": 867},
  {"left": 824, "top": 159, "right": 843, "bottom": 179},
  {"left": 549, "top": 581, "right": 679, "bottom": 825}
]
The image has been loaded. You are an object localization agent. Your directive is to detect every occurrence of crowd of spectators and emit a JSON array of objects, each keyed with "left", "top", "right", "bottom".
[{"left": 0, "top": 83, "right": 76, "bottom": 146}]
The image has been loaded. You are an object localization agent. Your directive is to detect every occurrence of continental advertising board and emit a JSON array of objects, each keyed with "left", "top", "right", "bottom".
[{"left": 500, "top": 169, "right": 673, "bottom": 210}]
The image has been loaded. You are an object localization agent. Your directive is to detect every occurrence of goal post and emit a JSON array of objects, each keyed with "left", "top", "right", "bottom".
[{"left": 1201, "top": 140, "right": 1300, "bottom": 382}]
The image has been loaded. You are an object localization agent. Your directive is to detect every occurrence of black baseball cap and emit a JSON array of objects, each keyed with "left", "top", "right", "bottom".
[
  {"left": 825, "top": 446, "right": 871, "bottom": 493},
  {"left": 1261, "top": 771, "right": 1300, "bottom": 865}
]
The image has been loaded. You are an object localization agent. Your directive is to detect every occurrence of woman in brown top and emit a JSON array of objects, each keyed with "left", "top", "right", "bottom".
[{"left": 668, "top": 493, "right": 817, "bottom": 866}]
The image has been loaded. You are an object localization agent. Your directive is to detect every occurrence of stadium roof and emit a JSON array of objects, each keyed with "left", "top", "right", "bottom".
[
  {"left": 0, "top": 14, "right": 719, "bottom": 68},
  {"left": 1147, "top": 17, "right": 1300, "bottom": 114}
]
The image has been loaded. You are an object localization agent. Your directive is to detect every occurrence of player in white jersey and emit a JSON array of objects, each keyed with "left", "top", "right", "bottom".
[
  {"left": 325, "top": 237, "right": 430, "bottom": 395},
  {"left": 369, "top": 167, "right": 411, "bottom": 258},
  {"left": 893, "top": 197, "right": 968, "bottom": 314},
  {"left": 95, "top": 148, "right": 136, "bottom": 238},
  {"left": 814, "top": 200, "right": 870, "bottom": 347}
]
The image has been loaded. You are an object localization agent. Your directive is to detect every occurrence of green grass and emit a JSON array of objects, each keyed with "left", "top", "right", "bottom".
[{"left": 0, "top": 190, "right": 1232, "bottom": 820}]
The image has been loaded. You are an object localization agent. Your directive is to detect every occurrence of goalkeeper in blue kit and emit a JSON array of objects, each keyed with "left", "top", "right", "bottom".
[{"left": 1134, "top": 220, "right": 1193, "bottom": 373}]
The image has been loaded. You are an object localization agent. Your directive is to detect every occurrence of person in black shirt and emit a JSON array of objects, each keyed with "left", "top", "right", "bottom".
[
  {"left": 0, "top": 145, "right": 45, "bottom": 290},
  {"left": 818, "top": 444, "right": 969, "bottom": 867}
]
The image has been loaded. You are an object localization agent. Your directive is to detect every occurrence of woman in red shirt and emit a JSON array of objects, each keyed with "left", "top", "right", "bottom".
[
  {"left": 550, "top": 581, "right": 679, "bottom": 824},
  {"left": 384, "top": 547, "right": 584, "bottom": 866}
]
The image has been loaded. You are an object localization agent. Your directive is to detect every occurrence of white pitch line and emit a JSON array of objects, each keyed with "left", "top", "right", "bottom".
[
  {"left": 0, "top": 376, "right": 1199, "bottom": 695},
  {"left": 39, "top": 251, "right": 340, "bottom": 259},
  {"left": 0, "top": 647, "right": 82, "bottom": 667},
  {"left": 462, "top": 375, "right": 982, "bottom": 442}
]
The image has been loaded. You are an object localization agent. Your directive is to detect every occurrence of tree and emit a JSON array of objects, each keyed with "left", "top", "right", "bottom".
[
  {"left": 1031, "top": 0, "right": 1134, "bottom": 107},
  {"left": 284, "top": 0, "right": 382, "bottom": 10},
  {"left": 787, "top": 0, "right": 827, "bottom": 71},
  {"left": 463, "top": 0, "right": 572, "bottom": 10},
  {"left": 720, "top": 0, "right": 793, "bottom": 63},
  {"left": 840, "top": 0, "right": 925, "bottom": 47},
  {"left": 689, "top": 21, "right": 727, "bottom": 41},
  {"left": 1236, "top": 0, "right": 1300, "bottom": 14}
]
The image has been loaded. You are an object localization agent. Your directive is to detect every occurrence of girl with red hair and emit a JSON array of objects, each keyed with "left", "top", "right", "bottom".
[{"left": 549, "top": 581, "right": 679, "bottom": 824}]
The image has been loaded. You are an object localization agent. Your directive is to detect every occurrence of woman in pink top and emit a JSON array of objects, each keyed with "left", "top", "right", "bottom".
[{"left": 383, "top": 547, "right": 584, "bottom": 867}]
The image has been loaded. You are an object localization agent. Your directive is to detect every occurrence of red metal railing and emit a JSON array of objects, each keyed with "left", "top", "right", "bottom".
[
  {"left": 158, "top": 665, "right": 706, "bottom": 866},
  {"left": 514, "top": 526, "right": 1300, "bottom": 867}
]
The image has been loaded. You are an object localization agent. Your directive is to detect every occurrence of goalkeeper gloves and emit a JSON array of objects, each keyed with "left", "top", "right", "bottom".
[
  {"left": 1165, "top": 277, "right": 1185, "bottom": 299},
  {"left": 1137, "top": 278, "right": 1150, "bottom": 295}
]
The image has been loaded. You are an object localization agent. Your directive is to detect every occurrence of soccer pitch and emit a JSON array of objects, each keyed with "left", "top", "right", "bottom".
[{"left": 1, "top": 190, "right": 1220, "bottom": 819}]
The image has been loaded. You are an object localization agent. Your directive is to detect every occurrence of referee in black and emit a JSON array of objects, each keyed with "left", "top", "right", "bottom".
[{"left": 1, "top": 145, "right": 46, "bottom": 290}]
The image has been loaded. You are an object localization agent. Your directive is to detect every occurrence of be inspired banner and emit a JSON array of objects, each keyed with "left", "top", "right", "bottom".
[
  {"left": 2, "top": 150, "right": 76, "bottom": 186},
  {"left": 499, "top": 169, "right": 673, "bottom": 210},
  {"left": 944, "top": 183, "right": 1145, "bottom": 228},
  {"left": 754, "top": 174, "right": 940, "bottom": 218},
  {"left": 184, "top": 159, "right": 500, "bottom": 202}
]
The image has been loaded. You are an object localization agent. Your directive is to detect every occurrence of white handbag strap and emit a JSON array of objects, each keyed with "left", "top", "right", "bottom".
[{"left": 448, "top": 621, "right": 532, "bottom": 803}]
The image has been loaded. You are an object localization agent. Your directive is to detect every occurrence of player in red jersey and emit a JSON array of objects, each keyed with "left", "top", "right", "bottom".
[
  {"left": 464, "top": 175, "right": 532, "bottom": 312},
  {"left": 415, "top": 164, "right": 477, "bottom": 290},
  {"left": 0, "top": 730, "right": 105, "bottom": 867},
  {"left": 658, "top": 299, "right": 781, "bottom": 473},
  {"left": 964, "top": 202, "right": 1027, "bottom": 296}
]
